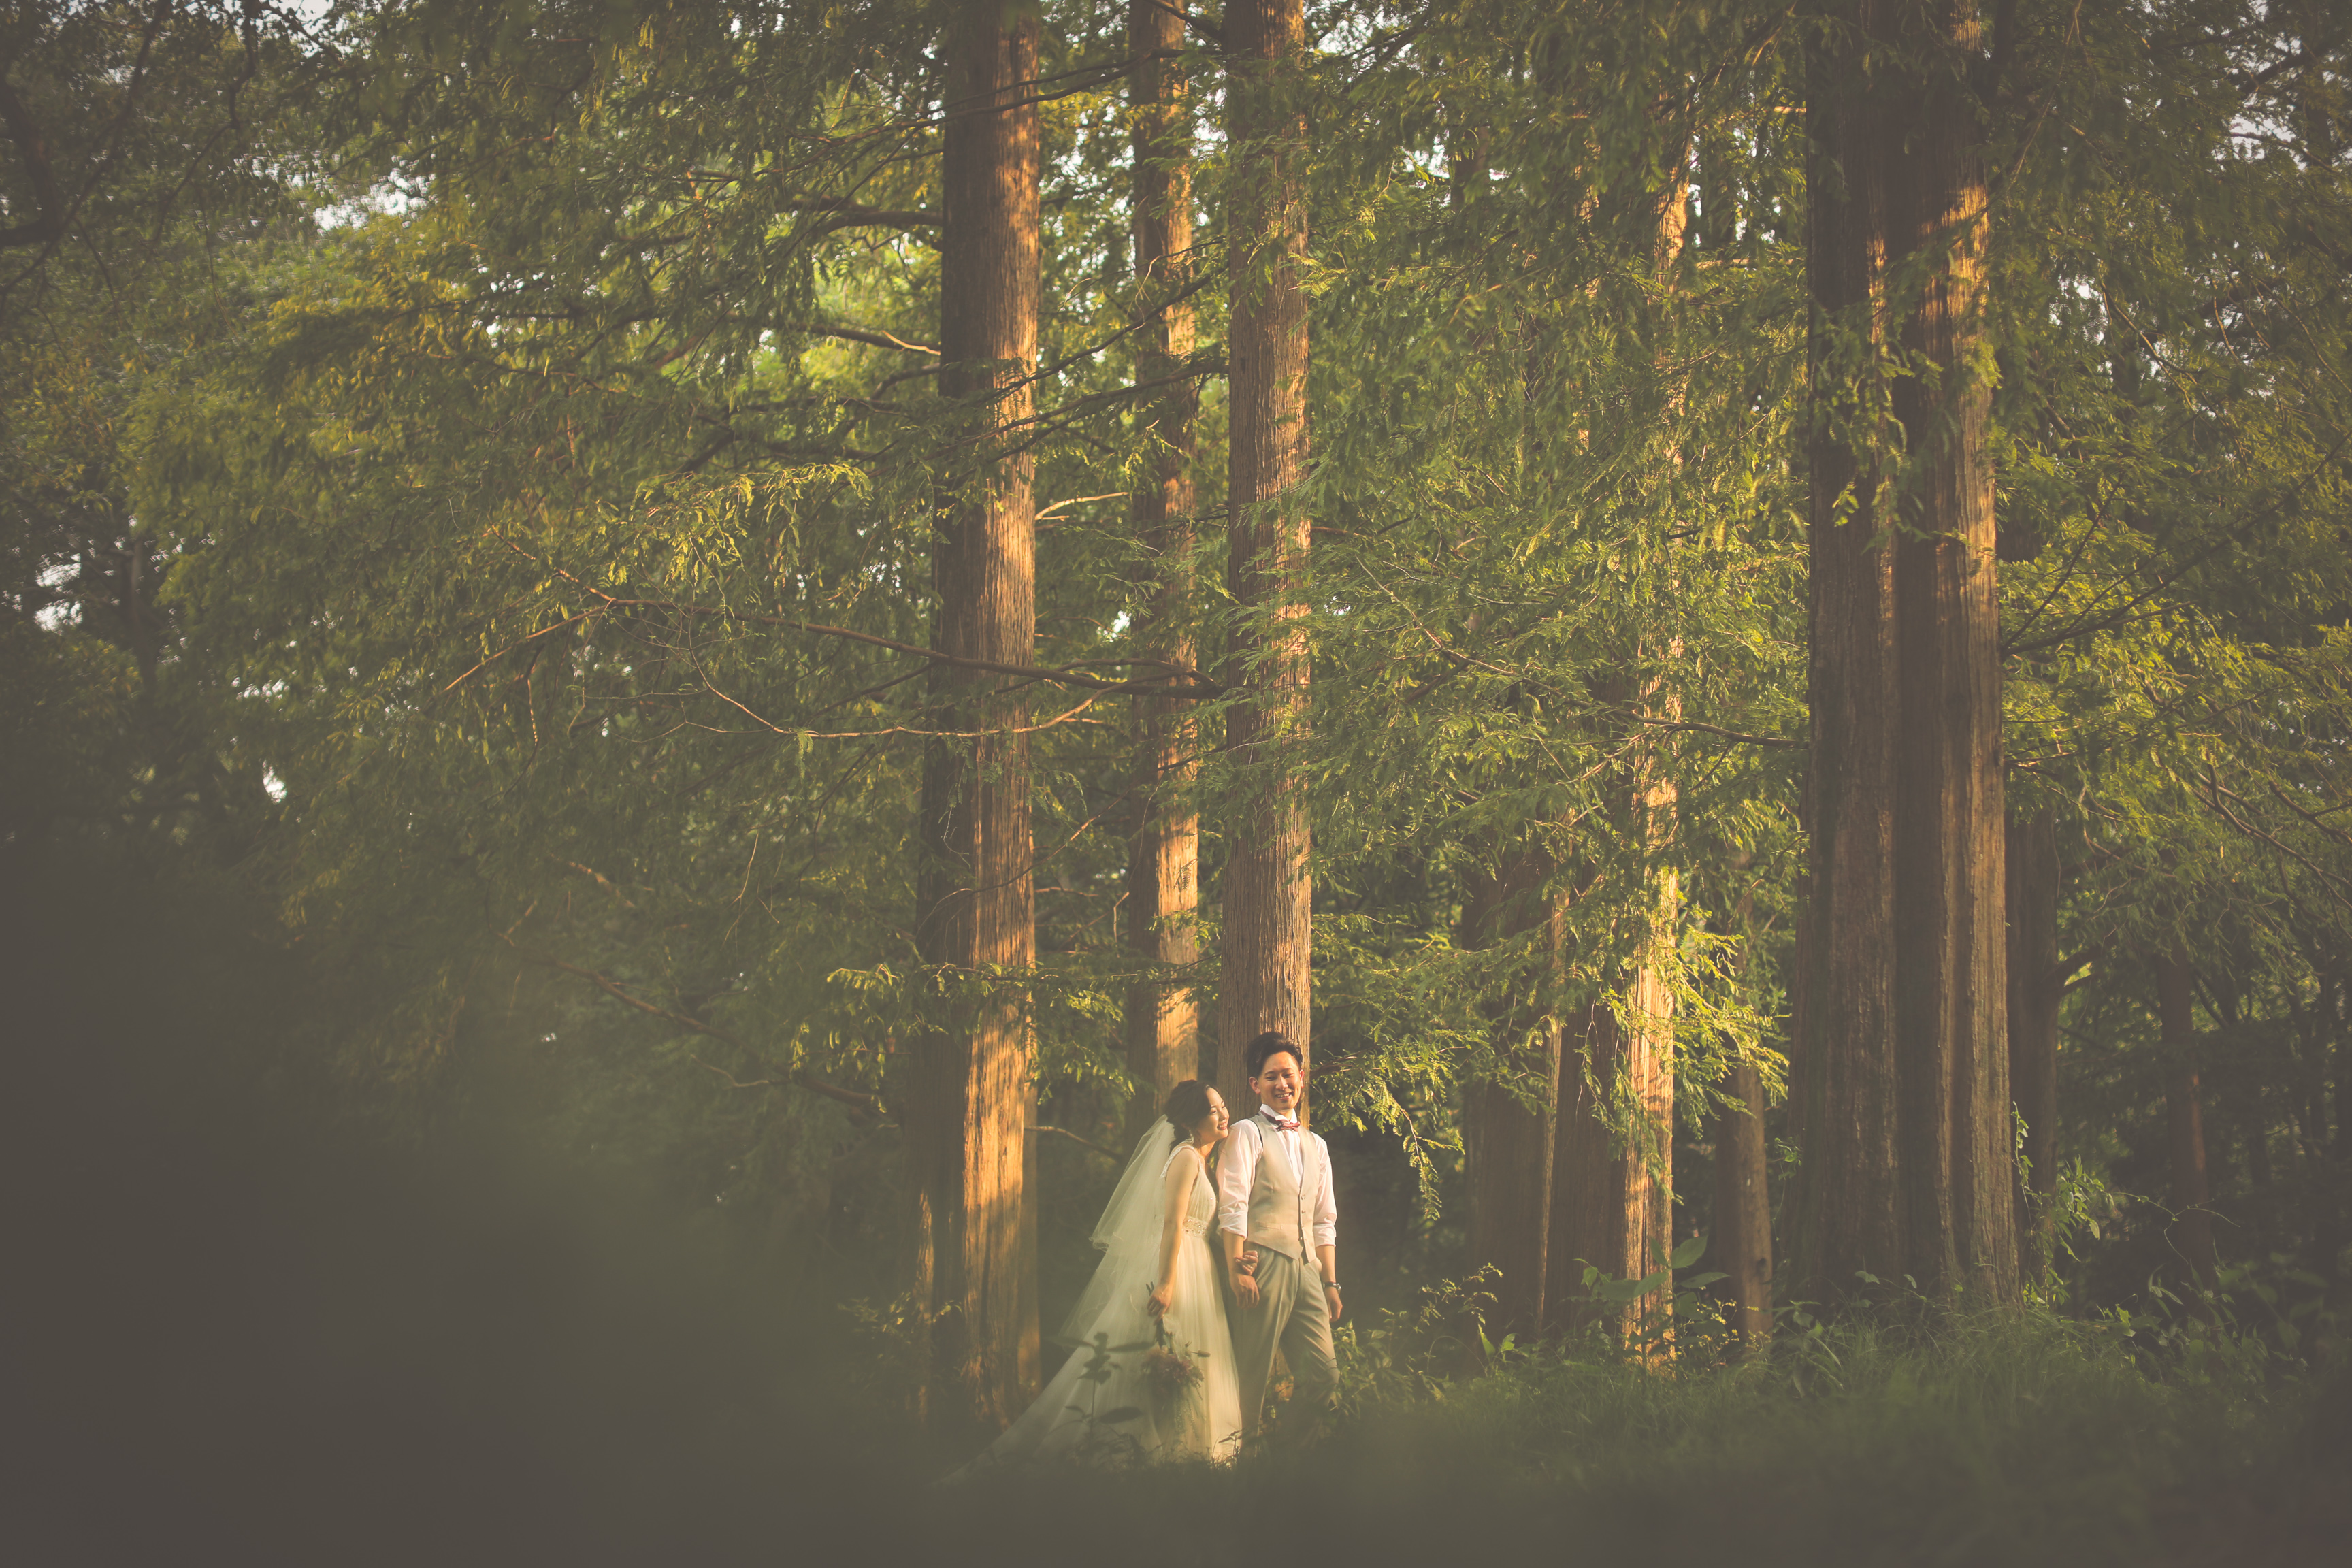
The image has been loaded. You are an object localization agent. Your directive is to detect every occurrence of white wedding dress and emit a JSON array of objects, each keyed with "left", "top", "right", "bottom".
[{"left": 953, "top": 1124, "right": 1243, "bottom": 1473}]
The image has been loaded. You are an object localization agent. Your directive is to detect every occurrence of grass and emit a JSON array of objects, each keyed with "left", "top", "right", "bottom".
[
  {"left": 1324, "top": 1309, "right": 2261, "bottom": 1565},
  {"left": 889, "top": 1293, "right": 2342, "bottom": 1568}
]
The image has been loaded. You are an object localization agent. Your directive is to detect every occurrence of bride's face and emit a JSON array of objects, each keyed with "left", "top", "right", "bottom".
[{"left": 1192, "top": 1088, "right": 1230, "bottom": 1145}]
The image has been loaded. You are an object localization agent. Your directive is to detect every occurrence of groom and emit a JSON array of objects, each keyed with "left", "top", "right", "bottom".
[{"left": 1215, "top": 1031, "right": 1342, "bottom": 1441}]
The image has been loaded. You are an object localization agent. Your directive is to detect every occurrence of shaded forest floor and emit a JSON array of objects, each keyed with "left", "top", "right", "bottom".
[{"left": 5, "top": 840, "right": 2346, "bottom": 1567}]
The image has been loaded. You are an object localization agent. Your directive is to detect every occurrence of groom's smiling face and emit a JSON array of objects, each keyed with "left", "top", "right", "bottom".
[{"left": 1252, "top": 1051, "right": 1303, "bottom": 1115}]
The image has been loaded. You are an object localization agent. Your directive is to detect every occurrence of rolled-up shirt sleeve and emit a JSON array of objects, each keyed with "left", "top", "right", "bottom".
[
  {"left": 1216, "top": 1119, "right": 1259, "bottom": 1237},
  {"left": 1311, "top": 1134, "right": 1338, "bottom": 1250}
]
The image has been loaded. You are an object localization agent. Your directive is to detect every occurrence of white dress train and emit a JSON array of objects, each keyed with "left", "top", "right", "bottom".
[{"left": 951, "top": 1127, "right": 1242, "bottom": 1473}]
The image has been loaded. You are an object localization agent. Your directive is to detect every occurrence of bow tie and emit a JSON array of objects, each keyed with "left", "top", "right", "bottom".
[{"left": 1263, "top": 1113, "right": 1299, "bottom": 1132}]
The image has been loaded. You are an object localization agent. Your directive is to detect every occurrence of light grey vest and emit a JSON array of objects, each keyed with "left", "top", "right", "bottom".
[{"left": 1246, "top": 1119, "right": 1325, "bottom": 1261}]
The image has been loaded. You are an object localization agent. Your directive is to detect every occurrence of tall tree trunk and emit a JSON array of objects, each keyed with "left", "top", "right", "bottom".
[
  {"left": 1546, "top": 146, "right": 1688, "bottom": 1347},
  {"left": 2155, "top": 946, "right": 2220, "bottom": 1291},
  {"left": 2329, "top": 958, "right": 2350, "bottom": 1309},
  {"left": 1548, "top": 732, "right": 1678, "bottom": 1344},
  {"left": 2315, "top": 954, "right": 2349, "bottom": 1306},
  {"left": 2210, "top": 977, "right": 2274, "bottom": 1196},
  {"left": 907, "top": 0, "right": 1042, "bottom": 1437},
  {"left": 2006, "top": 808, "right": 2061, "bottom": 1277},
  {"left": 1712, "top": 876, "right": 1773, "bottom": 1350},
  {"left": 1714, "top": 1054, "right": 1773, "bottom": 1347},
  {"left": 1460, "top": 847, "right": 1561, "bottom": 1342},
  {"left": 1788, "top": 0, "right": 2017, "bottom": 1307},
  {"left": 1217, "top": 0, "right": 1311, "bottom": 1117},
  {"left": 1122, "top": 0, "right": 1202, "bottom": 1121},
  {"left": 1548, "top": 983, "right": 1674, "bottom": 1343}
]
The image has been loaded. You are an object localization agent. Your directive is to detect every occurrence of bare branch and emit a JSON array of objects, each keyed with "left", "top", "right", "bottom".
[
  {"left": 2198, "top": 768, "right": 2352, "bottom": 910},
  {"left": 802, "top": 322, "right": 939, "bottom": 355},
  {"left": 781, "top": 194, "right": 938, "bottom": 229},
  {"left": 1032, "top": 1124, "right": 1122, "bottom": 1160},
  {"left": 505, "top": 938, "right": 883, "bottom": 1117},
  {"left": 1629, "top": 716, "right": 1803, "bottom": 749}
]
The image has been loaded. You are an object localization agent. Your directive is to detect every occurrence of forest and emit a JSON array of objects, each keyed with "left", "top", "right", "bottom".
[{"left": 3, "top": 0, "right": 2349, "bottom": 1561}]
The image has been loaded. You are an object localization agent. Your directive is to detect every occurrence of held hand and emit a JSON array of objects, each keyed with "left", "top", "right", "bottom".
[
  {"left": 1232, "top": 1269, "right": 1262, "bottom": 1309},
  {"left": 1147, "top": 1282, "right": 1173, "bottom": 1319}
]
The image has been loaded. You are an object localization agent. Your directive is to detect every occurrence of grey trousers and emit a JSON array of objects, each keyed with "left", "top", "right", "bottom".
[{"left": 1228, "top": 1245, "right": 1337, "bottom": 1437}]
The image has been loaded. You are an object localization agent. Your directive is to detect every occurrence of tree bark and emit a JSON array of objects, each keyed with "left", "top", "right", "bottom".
[
  {"left": 2315, "top": 955, "right": 2349, "bottom": 1306},
  {"left": 1712, "top": 874, "right": 1772, "bottom": 1350},
  {"left": 2155, "top": 945, "right": 2220, "bottom": 1291},
  {"left": 1714, "top": 1055, "right": 1773, "bottom": 1347},
  {"left": 2328, "top": 958, "right": 2349, "bottom": 1309},
  {"left": 1459, "top": 847, "right": 1561, "bottom": 1342},
  {"left": 1788, "top": 0, "right": 2017, "bottom": 1307},
  {"left": 1122, "top": 0, "right": 1202, "bottom": 1122},
  {"left": 1544, "top": 128, "right": 1690, "bottom": 1349},
  {"left": 2006, "top": 808, "right": 2061, "bottom": 1277},
  {"left": 907, "top": 0, "right": 1043, "bottom": 1437},
  {"left": 1548, "top": 732, "right": 1678, "bottom": 1344},
  {"left": 1216, "top": 0, "right": 1312, "bottom": 1118},
  {"left": 1548, "top": 986, "right": 1674, "bottom": 1343}
]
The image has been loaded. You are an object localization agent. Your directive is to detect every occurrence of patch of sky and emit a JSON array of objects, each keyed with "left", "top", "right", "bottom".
[{"left": 35, "top": 561, "right": 80, "bottom": 631}]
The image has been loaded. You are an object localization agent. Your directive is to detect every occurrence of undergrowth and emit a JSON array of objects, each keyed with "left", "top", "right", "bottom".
[
  {"left": 893, "top": 1278, "right": 2342, "bottom": 1568},
  {"left": 1271, "top": 1275, "right": 2334, "bottom": 1568}
]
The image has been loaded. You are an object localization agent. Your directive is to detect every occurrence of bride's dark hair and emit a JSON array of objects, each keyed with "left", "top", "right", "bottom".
[{"left": 1161, "top": 1079, "right": 1215, "bottom": 1135}]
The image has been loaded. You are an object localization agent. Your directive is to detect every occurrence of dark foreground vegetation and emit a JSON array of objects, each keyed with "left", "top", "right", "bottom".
[{"left": 7, "top": 841, "right": 2344, "bottom": 1567}]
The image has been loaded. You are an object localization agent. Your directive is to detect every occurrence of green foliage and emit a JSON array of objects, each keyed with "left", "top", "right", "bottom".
[{"left": 7, "top": 0, "right": 2351, "bottom": 1350}]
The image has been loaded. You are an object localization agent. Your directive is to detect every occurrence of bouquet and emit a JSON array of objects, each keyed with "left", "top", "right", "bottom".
[
  {"left": 1142, "top": 1337, "right": 1201, "bottom": 1396},
  {"left": 1142, "top": 1311, "right": 1204, "bottom": 1411}
]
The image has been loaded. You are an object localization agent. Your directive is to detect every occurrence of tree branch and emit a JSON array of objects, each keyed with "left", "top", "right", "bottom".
[
  {"left": 1143, "top": 0, "right": 1224, "bottom": 48},
  {"left": 499, "top": 547, "right": 1224, "bottom": 699},
  {"left": 0, "top": 0, "right": 167, "bottom": 291},
  {"left": 2197, "top": 768, "right": 2352, "bottom": 909},
  {"left": 802, "top": 322, "right": 939, "bottom": 355},
  {"left": 782, "top": 194, "right": 938, "bottom": 229},
  {"left": 1032, "top": 1124, "right": 1122, "bottom": 1160},
  {"left": 1629, "top": 716, "right": 1803, "bottom": 749},
  {"left": 2003, "top": 429, "right": 2352, "bottom": 659},
  {"left": 505, "top": 939, "right": 882, "bottom": 1117}
]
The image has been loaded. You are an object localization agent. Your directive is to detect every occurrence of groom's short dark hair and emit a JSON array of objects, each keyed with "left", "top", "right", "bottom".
[{"left": 1245, "top": 1032, "right": 1303, "bottom": 1079}]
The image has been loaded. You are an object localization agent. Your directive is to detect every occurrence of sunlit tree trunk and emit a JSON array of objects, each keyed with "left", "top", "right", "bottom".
[
  {"left": 1547, "top": 774, "right": 1678, "bottom": 1344},
  {"left": 2155, "top": 946, "right": 2220, "bottom": 1291},
  {"left": 1216, "top": 0, "right": 1311, "bottom": 1117},
  {"left": 2006, "top": 808, "right": 2061, "bottom": 1277},
  {"left": 1460, "top": 847, "right": 1561, "bottom": 1342},
  {"left": 1548, "top": 680, "right": 1679, "bottom": 1344},
  {"left": 1546, "top": 140, "right": 1688, "bottom": 1348},
  {"left": 1690, "top": 128, "right": 1773, "bottom": 1345},
  {"left": 907, "top": 0, "right": 1042, "bottom": 1436},
  {"left": 1121, "top": 0, "right": 1201, "bottom": 1123},
  {"left": 1788, "top": 0, "right": 2017, "bottom": 1307}
]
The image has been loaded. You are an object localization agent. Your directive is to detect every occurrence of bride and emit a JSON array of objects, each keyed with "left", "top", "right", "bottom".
[{"left": 953, "top": 1081, "right": 1243, "bottom": 1473}]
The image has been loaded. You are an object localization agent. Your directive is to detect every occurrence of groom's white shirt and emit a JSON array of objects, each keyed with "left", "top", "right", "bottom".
[{"left": 1215, "top": 1107, "right": 1337, "bottom": 1250}]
